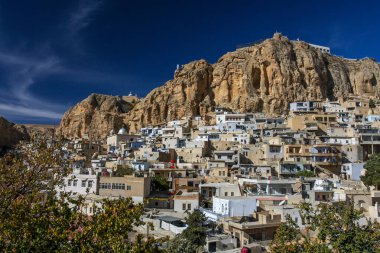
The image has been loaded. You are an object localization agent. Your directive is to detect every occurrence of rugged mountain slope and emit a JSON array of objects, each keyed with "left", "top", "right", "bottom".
[
  {"left": 58, "top": 33, "right": 380, "bottom": 138},
  {"left": 19, "top": 124, "right": 56, "bottom": 140},
  {"left": 0, "top": 117, "right": 30, "bottom": 149},
  {"left": 210, "top": 34, "right": 379, "bottom": 114},
  {"left": 126, "top": 60, "right": 214, "bottom": 131},
  {"left": 56, "top": 93, "right": 133, "bottom": 139}
]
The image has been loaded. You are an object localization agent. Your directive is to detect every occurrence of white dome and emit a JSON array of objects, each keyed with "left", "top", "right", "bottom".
[{"left": 118, "top": 127, "right": 127, "bottom": 135}]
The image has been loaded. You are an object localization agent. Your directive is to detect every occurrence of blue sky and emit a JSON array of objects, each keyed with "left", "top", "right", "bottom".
[{"left": 0, "top": 0, "right": 379, "bottom": 124}]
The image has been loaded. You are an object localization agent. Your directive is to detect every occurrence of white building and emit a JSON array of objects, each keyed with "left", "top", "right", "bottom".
[
  {"left": 308, "top": 43, "right": 331, "bottom": 54},
  {"left": 106, "top": 127, "right": 140, "bottom": 153},
  {"left": 320, "top": 136, "right": 359, "bottom": 145},
  {"left": 58, "top": 167, "right": 98, "bottom": 195},
  {"left": 342, "top": 162, "right": 365, "bottom": 181},
  {"left": 216, "top": 113, "right": 246, "bottom": 124},
  {"left": 212, "top": 196, "right": 257, "bottom": 217},
  {"left": 364, "top": 115, "right": 380, "bottom": 123},
  {"left": 131, "top": 160, "right": 150, "bottom": 172},
  {"left": 199, "top": 182, "right": 242, "bottom": 201},
  {"left": 173, "top": 193, "right": 199, "bottom": 213},
  {"left": 289, "top": 101, "right": 319, "bottom": 111}
]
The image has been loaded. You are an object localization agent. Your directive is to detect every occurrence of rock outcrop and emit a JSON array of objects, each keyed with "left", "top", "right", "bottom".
[
  {"left": 56, "top": 93, "right": 133, "bottom": 139},
  {"left": 126, "top": 60, "right": 214, "bottom": 131},
  {"left": 0, "top": 117, "right": 30, "bottom": 149},
  {"left": 58, "top": 33, "right": 380, "bottom": 138},
  {"left": 19, "top": 124, "right": 56, "bottom": 140}
]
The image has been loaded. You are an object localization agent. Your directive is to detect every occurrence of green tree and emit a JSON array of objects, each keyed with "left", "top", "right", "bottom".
[
  {"left": 167, "top": 210, "right": 208, "bottom": 253},
  {"left": 270, "top": 202, "right": 380, "bottom": 253},
  {"left": 361, "top": 153, "right": 380, "bottom": 190},
  {"left": 0, "top": 141, "right": 165, "bottom": 252},
  {"left": 270, "top": 215, "right": 302, "bottom": 253}
]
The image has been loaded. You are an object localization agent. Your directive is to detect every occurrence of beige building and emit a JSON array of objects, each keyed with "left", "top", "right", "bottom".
[
  {"left": 106, "top": 129, "right": 140, "bottom": 151},
  {"left": 173, "top": 193, "right": 199, "bottom": 213},
  {"left": 222, "top": 211, "right": 282, "bottom": 247},
  {"left": 98, "top": 175, "right": 151, "bottom": 203}
]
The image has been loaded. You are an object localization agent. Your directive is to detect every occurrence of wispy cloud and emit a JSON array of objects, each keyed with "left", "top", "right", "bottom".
[
  {"left": 0, "top": 51, "right": 66, "bottom": 120},
  {"left": 0, "top": 104, "right": 62, "bottom": 119},
  {"left": 68, "top": 0, "right": 102, "bottom": 34},
  {"left": 0, "top": 0, "right": 105, "bottom": 122}
]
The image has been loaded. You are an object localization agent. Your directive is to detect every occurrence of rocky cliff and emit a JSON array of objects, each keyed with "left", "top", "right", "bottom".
[
  {"left": 126, "top": 60, "right": 214, "bottom": 131},
  {"left": 56, "top": 93, "right": 133, "bottom": 139},
  {"left": 20, "top": 124, "right": 56, "bottom": 140},
  {"left": 58, "top": 33, "right": 380, "bottom": 138},
  {"left": 0, "top": 117, "right": 30, "bottom": 149}
]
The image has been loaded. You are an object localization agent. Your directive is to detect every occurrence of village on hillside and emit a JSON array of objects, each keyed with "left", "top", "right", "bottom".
[{"left": 23, "top": 96, "right": 380, "bottom": 252}]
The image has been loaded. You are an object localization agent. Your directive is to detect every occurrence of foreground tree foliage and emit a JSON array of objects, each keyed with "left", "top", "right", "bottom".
[
  {"left": 361, "top": 153, "right": 380, "bottom": 189},
  {"left": 270, "top": 202, "right": 380, "bottom": 253},
  {"left": 167, "top": 210, "right": 208, "bottom": 253},
  {"left": 0, "top": 142, "right": 164, "bottom": 252}
]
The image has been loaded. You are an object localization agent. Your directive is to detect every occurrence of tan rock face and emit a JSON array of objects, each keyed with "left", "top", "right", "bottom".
[
  {"left": 56, "top": 93, "right": 133, "bottom": 139},
  {"left": 211, "top": 34, "right": 379, "bottom": 115},
  {"left": 58, "top": 34, "right": 380, "bottom": 139},
  {"left": 0, "top": 117, "right": 30, "bottom": 148},
  {"left": 19, "top": 124, "right": 56, "bottom": 140},
  {"left": 126, "top": 60, "right": 214, "bottom": 132}
]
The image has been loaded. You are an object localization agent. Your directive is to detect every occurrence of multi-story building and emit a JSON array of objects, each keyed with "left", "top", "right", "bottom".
[{"left": 98, "top": 175, "right": 151, "bottom": 203}]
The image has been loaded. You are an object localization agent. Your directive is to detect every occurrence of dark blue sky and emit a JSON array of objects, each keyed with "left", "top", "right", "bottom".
[{"left": 0, "top": 0, "right": 379, "bottom": 124}]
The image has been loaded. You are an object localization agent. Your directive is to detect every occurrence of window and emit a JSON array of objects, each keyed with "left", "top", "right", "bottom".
[
  {"left": 73, "top": 180, "right": 78, "bottom": 187},
  {"left": 231, "top": 192, "right": 234, "bottom": 196},
  {"left": 187, "top": 203, "right": 191, "bottom": 210},
  {"left": 127, "top": 185, "right": 132, "bottom": 190},
  {"left": 88, "top": 181, "right": 93, "bottom": 188},
  {"left": 182, "top": 203, "right": 186, "bottom": 210},
  {"left": 67, "top": 180, "right": 72, "bottom": 186},
  {"left": 225, "top": 192, "right": 228, "bottom": 196},
  {"left": 99, "top": 183, "right": 112, "bottom": 189},
  {"left": 270, "top": 146, "right": 281, "bottom": 153},
  {"left": 81, "top": 180, "right": 86, "bottom": 187},
  {"left": 112, "top": 183, "right": 126, "bottom": 190}
]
